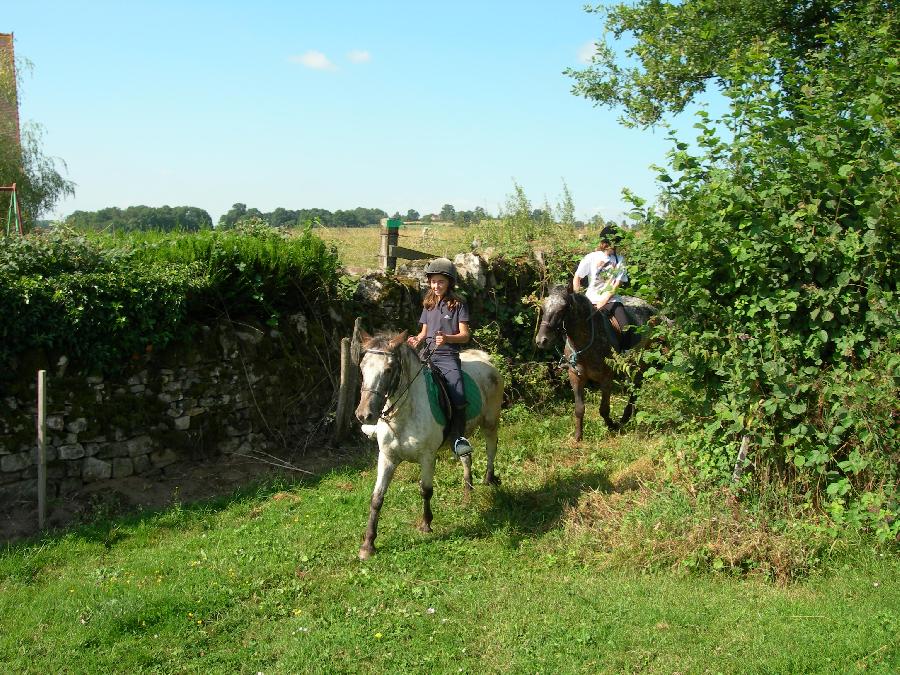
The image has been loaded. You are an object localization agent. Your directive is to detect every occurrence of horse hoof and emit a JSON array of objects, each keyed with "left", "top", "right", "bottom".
[
  {"left": 358, "top": 545, "right": 375, "bottom": 560},
  {"left": 483, "top": 474, "right": 502, "bottom": 486},
  {"left": 418, "top": 523, "right": 432, "bottom": 534}
]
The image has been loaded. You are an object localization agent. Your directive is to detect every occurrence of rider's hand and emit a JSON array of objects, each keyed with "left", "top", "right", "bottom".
[
  {"left": 435, "top": 330, "right": 445, "bottom": 347},
  {"left": 406, "top": 335, "right": 420, "bottom": 348}
]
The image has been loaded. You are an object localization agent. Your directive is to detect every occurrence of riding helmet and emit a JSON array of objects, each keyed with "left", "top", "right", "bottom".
[
  {"left": 424, "top": 257, "right": 458, "bottom": 283},
  {"left": 599, "top": 224, "right": 622, "bottom": 246}
]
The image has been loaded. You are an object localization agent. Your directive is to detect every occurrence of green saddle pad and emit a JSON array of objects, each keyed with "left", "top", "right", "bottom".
[{"left": 424, "top": 369, "right": 483, "bottom": 426}]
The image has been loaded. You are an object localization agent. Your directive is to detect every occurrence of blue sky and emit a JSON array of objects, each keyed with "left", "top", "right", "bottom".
[{"left": 6, "top": 1, "right": 714, "bottom": 224}]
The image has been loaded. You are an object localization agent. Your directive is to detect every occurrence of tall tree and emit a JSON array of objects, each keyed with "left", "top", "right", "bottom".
[
  {"left": 605, "top": 0, "right": 899, "bottom": 521},
  {"left": 0, "top": 47, "right": 73, "bottom": 227},
  {"left": 566, "top": 0, "right": 864, "bottom": 127},
  {"left": 439, "top": 204, "right": 456, "bottom": 222}
]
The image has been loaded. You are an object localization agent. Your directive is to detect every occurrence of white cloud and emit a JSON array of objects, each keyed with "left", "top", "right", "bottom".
[
  {"left": 290, "top": 50, "right": 337, "bottom": 71},
  {"left": 347, "top": 50, "right": 371, "bottom": 64},
  {"left": 577, "top": 41, "right": 597, "bottom": 64}
]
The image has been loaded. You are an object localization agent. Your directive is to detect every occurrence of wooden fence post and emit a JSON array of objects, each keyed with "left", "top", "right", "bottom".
[
  {"left": 36, "top": 369, "right": 47, "bottom": 530},
  {"left": 334, "top": 338, "right": 353, "bottom": 443},
  {"left": 333, "top": 318, "right": 365, "bottom": 444},
  {"left": 379, "top": 218, "right": 401, "bottom": 271}
]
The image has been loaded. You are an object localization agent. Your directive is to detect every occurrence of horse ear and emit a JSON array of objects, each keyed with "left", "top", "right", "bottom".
[
  {"left": 359, "top": 330, "right": 373, "bottom": 347},
  {"left": 566, "top": 278, "right": 574, "bottom": 294},
  {"left": 388, "top": 331, "right": 408, "bottom": 350}
]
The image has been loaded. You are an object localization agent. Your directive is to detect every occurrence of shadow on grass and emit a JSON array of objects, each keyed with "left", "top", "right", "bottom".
[
  {"left": 438, "top": 469, "right": 612, "bottom": 549},
  {"left": 1, "top": 440, "right": 377, "bottom": 555}
]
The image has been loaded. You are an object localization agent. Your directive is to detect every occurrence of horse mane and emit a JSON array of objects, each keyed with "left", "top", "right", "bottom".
[{"left": 551, "top": 285, "right": 593, "bottom": 321}]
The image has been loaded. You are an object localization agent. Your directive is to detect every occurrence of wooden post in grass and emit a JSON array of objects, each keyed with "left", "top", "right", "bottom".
[
  {"left": 36, "top": 369, "right": 47, "bottom": 529},
  {"left": 334, "top": 338, "right": 353, "bottom": 443},
  {"left": 334, "top": 318, "right": 365, "bottom": 443}
]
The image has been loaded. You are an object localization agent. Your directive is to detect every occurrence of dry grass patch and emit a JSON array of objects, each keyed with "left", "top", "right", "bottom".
[{"left": 564, "top": 457, "right": 828, "bottom": 584}]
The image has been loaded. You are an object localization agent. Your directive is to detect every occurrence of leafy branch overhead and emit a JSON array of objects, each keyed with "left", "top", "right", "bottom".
[{"left": 567, "top": 0, "right": 867, "bottom": 127}]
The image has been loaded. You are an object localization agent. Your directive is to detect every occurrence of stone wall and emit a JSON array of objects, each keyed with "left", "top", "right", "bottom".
[{"left": 0, "top": 310, "right": 350, "bottom": 509}]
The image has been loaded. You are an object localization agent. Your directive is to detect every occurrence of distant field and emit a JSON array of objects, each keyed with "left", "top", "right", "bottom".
[
  {"left": 310, "top": 221, "right": 589, "bottom": 271},
  {"left": 311, "top": 223, "right": 476, "bottom": 270}
]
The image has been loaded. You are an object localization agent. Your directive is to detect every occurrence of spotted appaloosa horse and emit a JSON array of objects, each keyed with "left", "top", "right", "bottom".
[
  {"left": 354, "top": 331, "right": 504, "bottom": 560},
  {"left": 535, "top": 285, "right": 657, "bottom": 440}
]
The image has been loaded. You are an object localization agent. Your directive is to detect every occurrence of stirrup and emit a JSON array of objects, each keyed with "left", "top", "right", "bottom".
[{"left": 453, "top": 436, "right": 473, "bottom": 458}]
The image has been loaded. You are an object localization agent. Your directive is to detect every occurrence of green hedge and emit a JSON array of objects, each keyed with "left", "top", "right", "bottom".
[{"left": 0, "top": 221, "right": 342, "bottom": 375}]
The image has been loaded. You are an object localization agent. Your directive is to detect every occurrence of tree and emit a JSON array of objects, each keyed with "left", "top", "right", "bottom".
[
  {"left": 218, "top": 203, "right": 247, "bottom": 229},
  {"left": 555, "top": 181, "right": 576, "bottom": 227},
  {"left": 439, "top": 204, "right": 456, "bottom": 222},
  {"left": 66, "top": 205, "right": 212, "bottom": 232},
  {"left": 566, "top": 0, "right": 864, "bottom": 127},
  {"left": 620, "top": 1, "right": 898, "bottom": 530},
  {"left": 0, "top": 47, "right": 74, "bottom": 227},
  {"left": 405, "top": 209, "right": 420, "bottom": 222}
]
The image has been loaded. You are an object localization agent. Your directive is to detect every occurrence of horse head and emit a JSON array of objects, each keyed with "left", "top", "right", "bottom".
[
  {"left": 355, "top": 330, "right": 408, "bottom": 425},
  {"left": 535, "top": 285, "right": 571, "bottom": 349}
]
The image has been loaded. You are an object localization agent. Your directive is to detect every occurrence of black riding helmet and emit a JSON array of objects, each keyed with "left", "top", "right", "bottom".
[
  {"left": 424, "top": 257, "right": 458, "bottom": 286},
  {"left": 598, "top": 224, "right": 622, "bottom": 246}
]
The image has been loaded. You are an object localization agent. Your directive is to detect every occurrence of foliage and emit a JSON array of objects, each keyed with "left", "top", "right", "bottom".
[
  {"left": 66, "top": 205, "right": 213, "bottom": 232},
  {"left": 470, "top": 180, "right": 580, "bottom": 253},
  {"left": 567, "top": 0, "right": 866, "bottom": 127},
  {"left": 0, "top": 222, "right": 342, "bottom": 374},
  {"left": 0, "top": 122, "right": 74, "bottom": 228},
  {"left": 0, "top": 45, "right": 74, "bottom": 227},
  {"left": 217, "top": 203, "right": 388, "bottom": 229},
  {"left": 625, "top": 2, "right": 899, "bottom": 539}
]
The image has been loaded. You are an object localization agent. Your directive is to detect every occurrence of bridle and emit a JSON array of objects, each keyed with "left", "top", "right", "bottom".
[
  {"left": 540, "top": 292, "right": 599, "bottom": 369},
  {"left": 361, "top": 343, "right": 432, "bottom": 420}
]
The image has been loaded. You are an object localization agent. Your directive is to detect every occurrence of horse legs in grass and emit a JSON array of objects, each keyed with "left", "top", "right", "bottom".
[
  {"left": 601, "top": 370, "right": 643, "bottom": 431},
  {"left": 359, "top": 454, "right": 397, "bottom": 560},
  {"left": 419, "top": 455, "right": 436, "bottom": 533},
  {"left": 482, "top": 423, "right": 501, "bottom": 486},
  {"left": 599, "top": 386, "right": 620, "bottom": 432},
  {"left": 459, "top": 454, "right": 474, "bottom": 500},
  {"left": 570, "top": 370, "right": 587, "bottom": 442}
]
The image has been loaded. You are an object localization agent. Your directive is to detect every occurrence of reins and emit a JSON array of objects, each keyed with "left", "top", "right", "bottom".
[{"left": 363, "top": 339, "right": 437, "bottom": 420}]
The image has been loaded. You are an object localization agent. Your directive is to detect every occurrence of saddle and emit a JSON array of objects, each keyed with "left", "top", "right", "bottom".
[
  {"left": 427, "top": 363, "right": 455, "bottom": 441},
  {"left": 422, "top": 363, "right": 483, "bottom": 442}
]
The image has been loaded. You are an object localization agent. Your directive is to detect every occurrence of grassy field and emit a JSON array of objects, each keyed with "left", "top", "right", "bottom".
[
  {"left": 313, "top": 222, "right": 475, "bottom": 270},
  {"left": 2, "top": 398, "right": 897, "bottom": 673},
  {"left": 313, "top": 221, "right": 586, "bottom": 270}
]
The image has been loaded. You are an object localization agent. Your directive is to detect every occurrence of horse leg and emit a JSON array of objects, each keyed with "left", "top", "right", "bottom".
[
  {"left": 599, "top": 383, "right": 620, "bottom": 432},
  {"left": 618, "top": 371, "right": 643, "bottom": 428},
  {"left": 460, "top": 453, "right": 474, "bottom": 501},
  {"left": 359, "top": 452, "right": 397, "bottom": 560},
  {"left": 482, "top": 423, "right": 501, "bottom": 486},
  {"left": 419, "top": 455, "right": 436, "bottom": 533},
  {"left": 570, "top": 370, "right": 586, "bottom": 442}
]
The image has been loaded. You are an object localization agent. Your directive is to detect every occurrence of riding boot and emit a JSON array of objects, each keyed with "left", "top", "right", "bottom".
[{"left": 449, "top": 404, "right": 472, "bottom": 457}]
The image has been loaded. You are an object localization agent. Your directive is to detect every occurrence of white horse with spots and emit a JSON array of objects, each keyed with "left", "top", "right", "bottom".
[{"left": 354, "top": 331, "right": 504, "bottom": 560}]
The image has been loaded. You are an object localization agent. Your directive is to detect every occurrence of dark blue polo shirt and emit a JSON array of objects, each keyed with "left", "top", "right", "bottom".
[{"left": 419, "top": 298, "right": 470, "bottom": 354}]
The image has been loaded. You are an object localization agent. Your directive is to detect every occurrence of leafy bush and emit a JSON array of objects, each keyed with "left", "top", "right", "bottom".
[
  {"left": 0, "top": 222, "right": 342, "bottom": 375},
  {"left": 627, "top": 3, "right": 899, "bottom": 540}
]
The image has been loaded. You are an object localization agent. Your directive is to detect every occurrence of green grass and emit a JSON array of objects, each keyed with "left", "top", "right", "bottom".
[{"left": 1, "top": 399, "right": 898, "bottom": 673}]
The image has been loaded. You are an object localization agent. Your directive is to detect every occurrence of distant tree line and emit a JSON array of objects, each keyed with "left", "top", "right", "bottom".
[
  {"left": 217, "top": 204, "right": 390, "bottom": 229},
  {"left": 63, "top": 198, "right": 610, "bottom": 233},
  {"left": 66, "top": 206, "right": 213, "bottom": 232}
]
